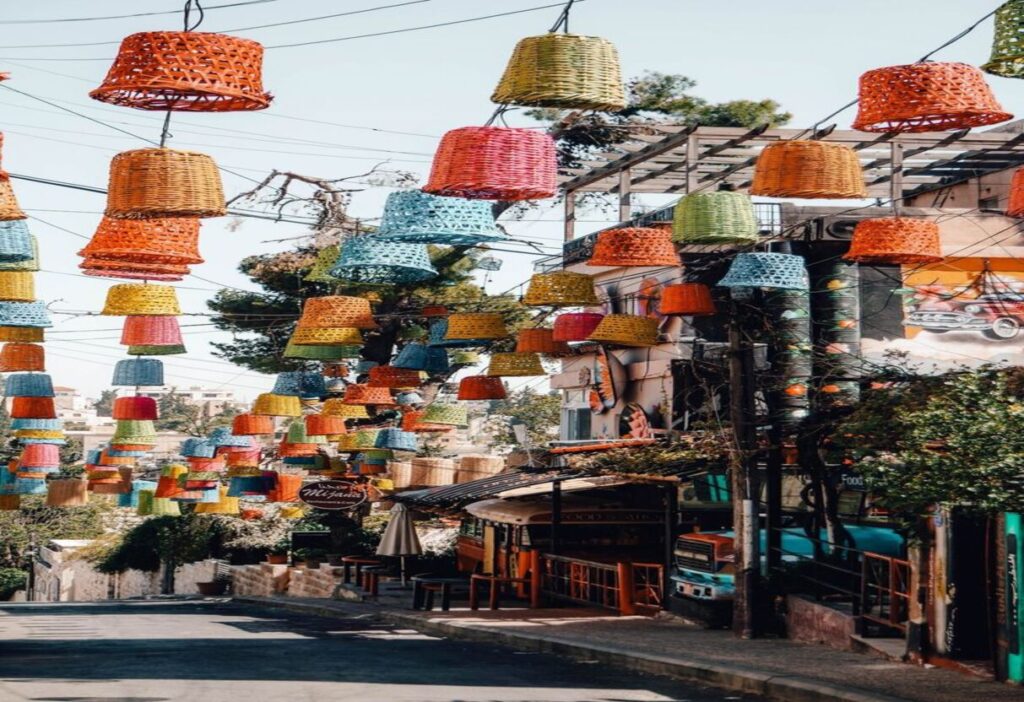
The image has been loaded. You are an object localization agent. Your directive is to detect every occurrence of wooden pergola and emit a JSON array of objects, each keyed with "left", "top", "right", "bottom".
[{"left": 558, "top": 123, "right": 1024, "bottom": 241}]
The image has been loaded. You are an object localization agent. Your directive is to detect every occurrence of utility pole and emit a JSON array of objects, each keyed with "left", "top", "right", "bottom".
[{"left": 728, "top": 306, "right": 761, "bottom": 639}]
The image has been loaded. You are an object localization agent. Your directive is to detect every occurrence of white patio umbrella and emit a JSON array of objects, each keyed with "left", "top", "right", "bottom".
[{"left": 375, "top": 502, "right": 422, "bottom": 586}]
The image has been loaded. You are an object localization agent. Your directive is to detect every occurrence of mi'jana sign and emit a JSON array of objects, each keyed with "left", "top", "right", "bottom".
[{"left": 298, "top": 481, "right": 367, "bottom": 511}]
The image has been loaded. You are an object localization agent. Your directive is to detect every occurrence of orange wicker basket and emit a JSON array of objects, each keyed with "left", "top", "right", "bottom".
[
  {"left": 367, "top": 365, "right": 422, "bottom": 389},
  {"left": 305, "top": 414, "right": 348, "bottom": 436},
  {"left": 852, "top": 62, "right": 1011, "bottom": 133},
  {"left": 11, "top": 396, "right": 55, "bottom": 419},
  {"left": 232, "top": 413, "right": 275, "bottom": 435},
  {"left": 420, "top": 305, "right": 448, "bottom": 317},
  {"left": 401, "top": 409, "right": 453, "bottom": 433},
  {"left": 843, "top": 218, "right": 943, "bottom": 265},
  {"left": 105, "top": 148, "right": 226, "bottom": 219},
  {"left": 79, "top": 217, "right": 203, "bottom": 265},
  {"left": 120, "top": 315, "right": 183, "bottom": 346},
  {"left": 0, "top": 174, "right": 25, "bottom": 222},
  {"left": 515, "top": 327, "right": 570, "bottom": 355},
  {"left": 81, "top": 259, "right": 189, "bottom": 281},
  {"left": 1007, "top": 167, "right": 1024, "bottom": 217},
  {"left": 343, "top": 383, "right": 394, "bottom": 406},
  {"left": 661, "top": 283, "right": 716, "bottom": 316},
  {"left": 751, "top": 141, "right": 867, "bottom": 199},
  {"left": 587, "top": 227, "right": 681, "bottom": 267},
  {"left": 297, "top": 296, "right": 377, "bottom": 330},
  {"left": 424, "top": 126, "right": 557, "bottom": 201},
  {"left": 90, "top": 31, "right": 271, "bottom": 112},
  {"left": 0, "top": 343, "right": 43, "bottom": 372},
  {"left": 457, "top": 375, "right": 507, "bottom": 400}
]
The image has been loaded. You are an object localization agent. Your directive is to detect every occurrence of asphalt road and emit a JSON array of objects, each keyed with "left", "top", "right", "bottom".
[{"left": 0, "top": 600, "right": 766, "bottom": 702}]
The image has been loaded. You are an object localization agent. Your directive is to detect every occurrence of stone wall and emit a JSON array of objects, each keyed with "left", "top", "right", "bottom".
[
  {"left": 785, "top": 594, "right": 856, "bottom": 651},
  {"left": 229, "top": 563, "right": 344, "bottom": 599}
]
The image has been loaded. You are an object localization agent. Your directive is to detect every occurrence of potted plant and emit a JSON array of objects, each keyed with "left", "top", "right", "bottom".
[
  {"left": 294, "top": 548, "right": 326, "bottom": 570},
  {"left": 267, "top": 539, "right": 289, "bottom": 565}
]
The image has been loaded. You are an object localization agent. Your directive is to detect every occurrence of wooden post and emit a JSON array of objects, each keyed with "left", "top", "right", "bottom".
[
  {"left": 729, "top": 308, "right": 761, "bottom": 639},
  {"left": 890, "top": 141, "right": 904, "bottom": 216},
  {"left": 685, "top": 133, "right": 699, "bottom": 193},
  {"left": 617, "top": 562, "right": 636, "bottom": 616},
  {"left": 564, "top": 191, "right": 576, "bottom": 242},
  {"left": 551, "top": 479, "right": 562, "bottom": 556},
  {"left": 618, "top": 168, "right": 632, "bottom": 223},
  {"left": 530, "top": 550, "right": 542, "bottom": 609}
]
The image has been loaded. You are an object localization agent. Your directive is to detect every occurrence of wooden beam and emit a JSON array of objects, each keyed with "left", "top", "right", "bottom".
[
  {"left": 564, "top": 191, "right": 576, "bottom": 243},
  {"left": 617, "top": 168, "right": 632, "bottom": 221}
]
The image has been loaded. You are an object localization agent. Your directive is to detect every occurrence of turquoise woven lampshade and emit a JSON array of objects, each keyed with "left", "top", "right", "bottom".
[
  {"left": 329, "top": 236, "right": 437, "bottom": 285},
  {"left": 111, "top": 358, "right": 164, "bottom": 386},
  {"left": 673, "top": 192, "right": 759, "bottom": 245},
  {"left": 207, "top": 427, "right": 252, "bottom": 449},
  {"left": 180, "top": 438, "right": 216, "bottom": 457},
  {"left": 0, "top": 221, "right": 36, "bottom": 263},
  {"left": 375, "top": 190, "right": 505, "bottom": 246},
  {"left": 374, "top": 428, "right": 418, "bottom": 451},
  {"left": 393, "top": 342, "right": 451, "bottom": 373},
  {"left": 0, "top": 301, "right": 51, "bottom": 328},
  {"left": 718, "top": 253, "right": 809, "bottom": 291}
]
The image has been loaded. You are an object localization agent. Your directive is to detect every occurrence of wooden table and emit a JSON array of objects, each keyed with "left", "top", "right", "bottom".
[
  {"left": 469, "top": 573, "right": 530, "bottom": 611},
  {"left": 411, "top": 575, "right": 469, "bottom": 611},
  {"left": 341, "top": 556, "right": 381, "bottom": 584}
]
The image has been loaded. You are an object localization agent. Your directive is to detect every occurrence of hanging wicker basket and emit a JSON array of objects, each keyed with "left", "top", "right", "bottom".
[
  {"left": 376, "top": 190, "right": 505, "bottom": 245},
  {"left": 271, "top": 371, "right": 327, "bottom": 398},
  {"left": 337, "top": 429, "right": 381, "bottom": 452},
  {"left": 424, "top": 127, "right": 557, "bottom": 201},
  {"left": 445, "top": 312, "right": 508, "bottom": 341},
  {"left": 45, "top": 479, "right": 89, "bottom": 508},
  {"left": 552, "top": 312, "right": 604, "bottom": 342},
  {"left": 486, "top": 351, "right": 545, "bottom": 377},
  {"left": 853, "top": 62, "right": 1011, "bottom": 133},
  {"left": 232, "top": 413, "right": 275, "bottom": 435},
  {"left": 456, "top": 454, "right": 506, "bottom": 483},
  {"left": 129, "top": 343, "right": 186, "bottom": 355},
  {"left": 112, "top": 419, "right": 157, "bottom": 445},
  {"left": 329, "top": 237, "right": 437, "bottom": 285},
  {"left": 0, "top": 272, "right": 33, "bottom": 302},
  {"left": 120, "top": 315, "right": 184, "bottom": 346},
  {"left": 421, "top": 403, "right": 469, "bottom": 427},
  {"left": 588, "top": 227, "right": 681, "bottom": 267},
  {"left": 10, "top": 397, "right": 54, "bottom": 419},
  {"left": 111, "top": 358, "right": 165, "bottom": 386},
  {"left": 843, "top": 218, "right": 943, "bottom": 265},
  {"left": 751, "top": 141, "right": 867, "bottom": 199},
  {"left": 984, "top": 1, "right": 1024, "bottom": 78},
  {"left": 411, "top": 457, "right": 456, "bottom": 487},
  {"left": 19, "top": 444, "right": 59, "bottom": 467},
  {"left": 0, "top": 325, "right": 42, "bottom": 342},
  {"left": 105, "top": 148, "right": 226, "bottom": 219},
  {"left": 0, "top": 221, "right": 35, "bottom": 263},
  {"left": 393, "top": 342, "right": 449, "bottom": 373},
  {"left": 1007, "top": 166, "right": 1024, "bottom": 217},
  {"left": 0, "top": 174, "right": 25, "bottom": 222},
  {"left": 661, "top": 283, "right": 716, "bottom": 316},
  {"left": 80, "top": 258, "right": 189, "bottom": 281},
  {"left": 304, "top": 244, "right": 341, "bottom": 283},
  {"left": 368, "top": 365, "right": 422, "bottom": 389},
  {"left": 673, "top": 192, "right": 759, "bottom": 245},
  {"left": 297, "top": 296, "right": 377, "bottom": 330},
  {"left": 718, "top": 252, "right": 809, "bottom": 291},
  {"left": 491, "top": 32, "right": 626, "bottom": 111},
  {"left": 0, "top": 302, "right": 51, "bottom": 328},
  {"left": 401, "top": 409, "right": 453, "bottom": 433},
  {"left": 79, "top": 217, "right": 203, "bottom": 265},
  {"left": 322, "top": 398, "right": 370, "bottom": 419},
  {"left": 90, "top": 31, "right": 271, "bottom": 111},
  {"left": 343, "top": 383, "right": 394, "bottom": 406},
  {"left": 515, "top": 327, "right": 570, "bottom": 355},
  {"left": 290, "top": 326, "right": 363, "bottom": 346},
  {"left": 457, "top": 375, "right": 507, "bottom": 400},
  {"left": 0, "top": 343, "right": 43, "bottom": 372},
  {"left": 374, "top": 428, "right": 418, "bottom": 452},
  {"left": 284, "top": 341, "right": 359, "bottom": 360},
  {"left": 5, "top": 373, "right": 54, "bottom": 397},
  {"left": 523, "top": 271, "right": 598, "bottom": 307},
  {"left": 306, "top": 414, "right": 347, "bottom": 436},
  {"left": 251, "top": 393, "right": 302, "bottom": 417},
  {"left": 102, "top": 283, "right": 181, "bottom": 316},
  {"left": 587, "top": 314, "right": 659, "bottom": 347},
  {"left": 112, "top": 396, "right": 158, "bottom": 420}
]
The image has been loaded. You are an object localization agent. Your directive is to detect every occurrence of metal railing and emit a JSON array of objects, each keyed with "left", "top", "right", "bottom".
[
  {"left": 860, "top": 552, "right": 911, "bottom": 634},
  {"left": 767, "top": 527, "right": 866, "bottom": 615}
]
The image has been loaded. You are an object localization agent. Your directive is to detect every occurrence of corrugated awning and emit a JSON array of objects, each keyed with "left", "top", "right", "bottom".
[{"left": 394, "top": 468, "right": 583, "bottom": 511}]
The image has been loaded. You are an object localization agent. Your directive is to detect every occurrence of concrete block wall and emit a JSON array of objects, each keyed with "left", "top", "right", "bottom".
[
  {"left": 286, "top": 566, "right": 345, "bottom": 598},
  {"left": 230, "top": 563, "right": 291, "bottom": 597}
]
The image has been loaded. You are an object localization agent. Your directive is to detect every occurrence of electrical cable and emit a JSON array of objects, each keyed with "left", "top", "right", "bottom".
[{"left": 0, "top": 0, "right": 281, "bottom": 25}]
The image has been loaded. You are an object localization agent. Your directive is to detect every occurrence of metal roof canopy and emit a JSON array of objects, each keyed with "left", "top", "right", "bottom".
[{"left": 558, "top": 123, "right": 1024, "bottom": 241}]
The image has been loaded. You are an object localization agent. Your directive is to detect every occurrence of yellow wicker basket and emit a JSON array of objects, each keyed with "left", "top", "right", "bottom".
[
  {"left": 523, "top": 271, "right": 598, "bottom": 307},
  {"left": 290, "top": 326, "right": 363, "bottom": 346},
  {"left": 321, "top": 399, "right": 370, "bottom": 419},
  {"left": 101, "top": 283, "right": 181, "bottom": 315},
  {"left": 0, "top": 326, "right": 43, "bottom": 342},
  {"left": 491, "top": 33, "right": 626, "bottom": 111},
  {"left": 486, "top": 351, "right": 545, "bottom": 377},
  {"left": 251, "top": 392, "right": 302, "bottom": 417},
  {"left": 587, "top": 314, "right": 659, "bottom": 346},
  {"left": 105, "top": 148, "right": 226, "bottom": 219},
  {"left": 445, "top": 312, "right": 509, "bottom": 341},
  {"left": 0, "top": 272, "right": 34, "bottom": 302}
]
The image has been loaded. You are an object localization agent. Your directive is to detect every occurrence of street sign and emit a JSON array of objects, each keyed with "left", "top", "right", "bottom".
[{"left": 298, "top": 480, "right": 367, "bottom": 511}]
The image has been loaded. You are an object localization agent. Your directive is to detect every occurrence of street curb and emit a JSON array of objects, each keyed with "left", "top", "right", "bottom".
[{"left": 232, "top": 596, "right": 910, "bottom": 702}]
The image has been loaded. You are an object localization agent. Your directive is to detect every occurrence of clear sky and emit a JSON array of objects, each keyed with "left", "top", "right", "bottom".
[{"left": 0, "top": 0, "right": 1010, "bottom": 399}]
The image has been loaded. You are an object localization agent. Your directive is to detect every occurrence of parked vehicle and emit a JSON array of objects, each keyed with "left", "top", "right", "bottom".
[{"left": 905, "top": 291, "right": 1024, "bottom": 340}]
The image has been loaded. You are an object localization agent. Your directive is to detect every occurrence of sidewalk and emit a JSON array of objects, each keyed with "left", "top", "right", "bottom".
[{"left": 233, "top": 591, "right": 1023, "bottom": 702}]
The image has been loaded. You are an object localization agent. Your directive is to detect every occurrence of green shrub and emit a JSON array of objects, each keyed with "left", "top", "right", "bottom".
[{"left": 0, "top": 568, "right": 26, "bottom": 600}]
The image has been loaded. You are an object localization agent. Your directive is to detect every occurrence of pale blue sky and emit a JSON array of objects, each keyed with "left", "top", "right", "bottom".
[{"left": 0, "top": 0, "right": 1011, "bottom": 398}]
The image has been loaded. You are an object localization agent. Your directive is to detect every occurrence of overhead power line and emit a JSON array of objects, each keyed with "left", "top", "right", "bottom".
[{"left": 0, "top": 0, "right": 281, "bottom": 24}]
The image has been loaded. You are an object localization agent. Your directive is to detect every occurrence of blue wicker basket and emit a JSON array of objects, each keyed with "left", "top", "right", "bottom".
[
  {"left": 426, "top": 320, "right": 488, "bottom": 349},
  {"left": 15, "top": 477, "right": 47, "bottom": 495},
  {"left": 107, "top": 449, "right": 146, "bottom": 457},
  {"left": 207, "top": 427, "right": 254, "bottom": 448},
  {"left": 5, "top": 373, "right": 54, "bottom": 397},
  {"left": 0, "top": 221, "right": 36, "bottom": 263},
  {"left": 118, "top": 480, "right": 157, "bottom": 508},
  {"left": 329, "top": 236, "right": 437, "bottom": 285},
  {"left": 20, "top": 438, "right": 66, "bottom": 445},
  {"left": 180, "top": 438, "right": 216, "bottom": 458},
  {"left": 355, "top": 360, "right": 378, "bottom": 374},
  {"left": 272, "top": 371, "right": 327, "bottom": 398},
  {"left": 374, "top": 428, "right": 418, "bottom": 452},
  {"left": 718, "top": 253, "right": 809, "bottom": 291},
  {"left": 227, "top": 475, "right": 271, "bottom": 497},
  {"left": 0, "top": 301, "right": 51, "bottom": 328},
  {"left": 11, "top": 418, "right": 62, "bottom": 430},
  {"left": 393, "top": 342, "right": 451, "bottom": 373},
  {"left": 375, "top": 190, "right": 505, "bottom": 245},
  {"left": 111, "top": 358, "right": 164, "bottom": 386},
  {"left": 396, "top": 391, "right": 425, "bottom": 405}
]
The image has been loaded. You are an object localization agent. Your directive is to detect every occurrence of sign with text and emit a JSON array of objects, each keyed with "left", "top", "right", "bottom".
[{"left": 298, "top": 480, "right": 366, "bottom": 511}]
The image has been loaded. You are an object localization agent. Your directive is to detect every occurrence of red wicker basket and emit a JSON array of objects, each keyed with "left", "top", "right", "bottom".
[
  {"left": 278, "top": 441, "right": 318, "bottom": 458},
  {"left": 232, "top": 413, "right": 274, "bottom": 436},
  {"left": 79, "top": 217, "right": 203, "bottom": 265},
  {"left": 20, "top": 443, "right": 58, "bottom": 467},
  {"left": 515, "top": 328, "right": 570, "bottom": 356},
  {"left": 268, "top": 473, "right": 302, "bottom": 502},
  {"left": 424, "top": 127, "right": 557, "bottom": 201},
  {"left": 843, "top": 218, "right": 943, "bottom": 265},
  {"left": 457, "top": 375, "right": 507, "bottom": 401},
  {"left": 1007, "top": 167, "right": 1024, "bottom": 217},
  {"left": 120, "top": 315, "right": 184, "bottom": 346},
  {"left": 81, "top": 258, "right": 190, "bottom": 281},
  {"left": 367, "top": 365, "right": 422, "bottom": 389},
  {"left": 0, "top": 342, "right": 44, "bottom": 372},
  {"left": 343, "top": 383, "right": 395, "bottom": 406},
  {"left": 11, "top": 396, "right": 55, "bottom": 419},
  {"left": 401, "top": 409, "right": 454, "bottom": 433},
  {"left": 112, "top": 396, "right": 158, "bottom": 420},
  {"left": 852, "top": 62, "right": 1011, "bottom": 133},
  {"left": 90, "top": 31, "right": 271, "bottom": 112},
  {"left": 587, "top": 227, "right": 681, "bottom": 267},
  {"left": 305, "top": 414, "right": 348, "bottom": 436},
  {"left": 552, "top": 312, "right": 604, "bottom": 342},
  {"left": 421, "top": 305, "right": 449, "bottom": 317},
  {"left": 661, "top": 283, "right": 716, "bottom": 316}
]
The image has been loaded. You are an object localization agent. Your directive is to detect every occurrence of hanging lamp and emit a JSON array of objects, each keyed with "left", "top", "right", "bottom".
[
  {"left": 718, "top": 253, "right": 809, "bottom": 291},
  {"left": 458, "top": 375, "right": 507, "bottom": 400},
  {"left": 853, "top": 62, "right": 1011, "bottom": 133},
  {"left": 661, "top": 283, "right": 716, "bottom": 316},
  {"left": 105, "top": 148, "right": 226, "bottom": 219},
  {"left": 297, "top": 295, "right": 377, "bottom": 330},
  {"left": 486, "top": 351, "right": 545, "bottom": 377},
  {"left": 551, "top": 312, "right": 604, "bottom": 342},
  {"left": 587, "top": 314, "right": 659, "bottom": 347},
  {"left": 843, "top": 218, "right": 943, "bottom": 265},
  {"left": 751, "top": 142, "right": 867, "bottom": 199},
  {"left": 329, "top": 236, "right": 437, "bottom": 284},
  {"left": 587, "top": 227, "right": 680, "bottom": 267},
  {"left": 90, "top": 31, "right": 271, "bottom": 111},
  {"left": 376, "top": 190, "right": 506, "bottom": 245},
  {"left": 424, "top": 126, "right": 557, "bottom": 200},
  {"left": 673, "top": 191, "right": 759, "bottom": 245}
]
